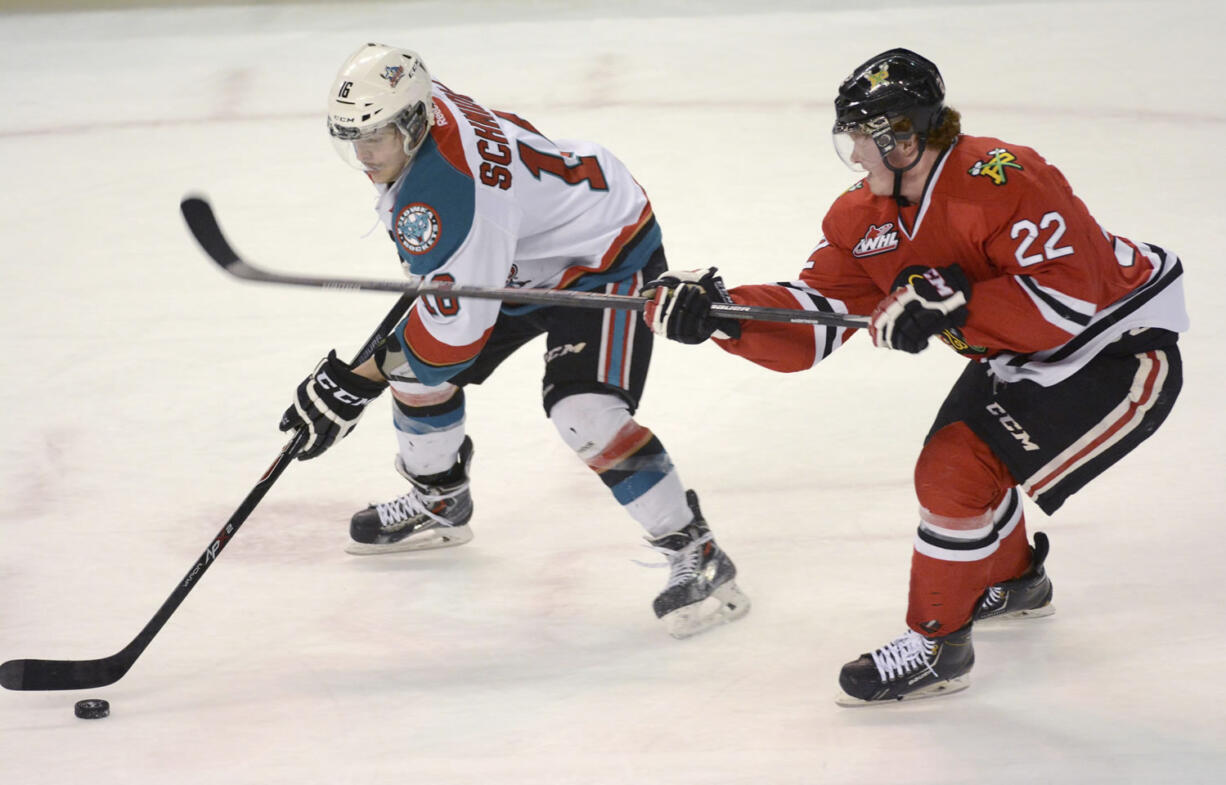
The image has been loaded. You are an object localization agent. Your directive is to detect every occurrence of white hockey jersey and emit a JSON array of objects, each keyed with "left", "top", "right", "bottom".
[{"left": 375, "top": 81, "right": 661, "bottom": 385}]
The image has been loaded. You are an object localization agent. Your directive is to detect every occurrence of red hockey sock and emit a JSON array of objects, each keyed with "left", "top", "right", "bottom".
[
  {"left": 987, "top": 507, "right": 1032, "bottom": 585},
  {"left": 906, "top": 549, "right": 991, "bottom": 635},
  {"left": 907, "top": 423, "right": 1025, "bottom": 635}
]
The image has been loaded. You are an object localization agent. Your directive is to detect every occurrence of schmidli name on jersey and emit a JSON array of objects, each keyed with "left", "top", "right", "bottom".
[{"left": 372, "top": 82, "right": 663, "bottom": 386}]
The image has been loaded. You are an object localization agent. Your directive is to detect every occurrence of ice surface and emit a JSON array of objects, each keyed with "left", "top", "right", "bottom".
[{"left": 2, "top": 2, "right": 1223, "bottom": 783}]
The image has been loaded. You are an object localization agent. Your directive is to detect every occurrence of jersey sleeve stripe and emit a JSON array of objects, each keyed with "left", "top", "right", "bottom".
[{"left": 778, "top": 281, "right": 851, "bottom": 364}]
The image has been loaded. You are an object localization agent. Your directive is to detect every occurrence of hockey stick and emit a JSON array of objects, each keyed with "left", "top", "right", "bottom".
[
  {"left": 179, "top": 195, "right": 869, "bottom": 330},
  {"left": 0, "top": 294, "right": 415, "bottom": 691}
]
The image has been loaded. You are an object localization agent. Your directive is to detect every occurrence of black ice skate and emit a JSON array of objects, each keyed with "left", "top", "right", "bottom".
[
  {"left": 347, "top": 437, "right": 475, "bottom": 555},
  {"left": 647, "top": 490, "right": 750, "bottom": 639},
  {"left": 836, "top": 625, "right": 974, "bottom": 706},
  {"left": 974, "top": 531, "right": 1055, "bottom": 623}
]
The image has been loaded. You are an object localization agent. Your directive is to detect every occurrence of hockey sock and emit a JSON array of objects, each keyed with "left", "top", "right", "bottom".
[
  {"left": 906, "top": 488, "right": 1031, "bottom": 634},
  {"left": 390, "top": 383, "right": 467, "bottom": 476},
  {"left": 908, "top": 422, "right": 1022, "bottom": 634},
  {"left": 550, "top": 393, "right": 691, "bottom": 536},
  {"left": 907, "top": 521, "right": 995, "bottom": 635},
  {"left": 984, "top": 488, "right": 1032, "bottom": 585}
]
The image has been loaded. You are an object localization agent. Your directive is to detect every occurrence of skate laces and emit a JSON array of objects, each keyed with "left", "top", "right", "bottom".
[
  {"left": 375, "top": 487, "right": 453, "bottom": 528},
  {"left": 641, "top": 531, "right": 714, "bottom": 589},
  {"left": 981, "top": 585, "right": 1005, "bottom": 609},
  {"left": 870, "top": 630, "right": 938, "bottom": 683}
]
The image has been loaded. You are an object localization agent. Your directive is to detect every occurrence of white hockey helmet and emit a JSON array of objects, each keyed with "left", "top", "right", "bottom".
[{"left": 327, "top": 43, "right": 434, "bottom": 169}]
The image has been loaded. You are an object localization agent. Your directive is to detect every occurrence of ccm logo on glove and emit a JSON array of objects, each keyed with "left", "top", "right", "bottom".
[
  {"left": 869, "top": 264, "right": 972, "bottom": 354},
  {"left": 280, "top": 350, "right": 387, "bottom": 460},
  {"left": 314, "top": 370, "right": 377, "bottom": 406}
]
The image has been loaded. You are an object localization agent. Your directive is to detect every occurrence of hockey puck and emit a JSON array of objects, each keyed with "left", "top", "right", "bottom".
[{"left": 74, "top": 699, "right": 109, "bottom": 719}]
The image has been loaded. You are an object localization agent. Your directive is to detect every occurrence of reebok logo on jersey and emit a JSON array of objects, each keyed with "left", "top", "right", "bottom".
[
  {"left": 852, "top": 222, "right": 899, "bottom": 257},
  {"left": 395, "top": 203, "right": 441, "bottom": 255}
]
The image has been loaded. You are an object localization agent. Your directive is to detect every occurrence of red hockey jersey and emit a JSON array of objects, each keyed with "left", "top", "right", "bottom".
[{"left": 717, "top": 135, "right": 1188, "bottom": 386}]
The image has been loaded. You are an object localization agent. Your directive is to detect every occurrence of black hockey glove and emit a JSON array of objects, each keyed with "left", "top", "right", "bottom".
[
  {"left": 642, "top": 267, "right": 742, "bottom": 344},
  {"left": 280, "top": 350, "right": 388, "bottom": 460},
  {"left": 869, "top": 265, "right": 972, "bottom": 353}
]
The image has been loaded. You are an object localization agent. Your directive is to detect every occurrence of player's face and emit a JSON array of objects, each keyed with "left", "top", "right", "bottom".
[
  {"left": 353, "top": 125, "right": 410, "bottom": 183},
  {"left": 842, "top": 132, "right": 919, "bottom": 195}
]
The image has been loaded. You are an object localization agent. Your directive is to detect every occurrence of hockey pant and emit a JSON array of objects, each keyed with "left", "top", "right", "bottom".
[
  {"left": 382, "top": 245, "right": 694, "bottom": 537},
  {"left": 907, "top": 331, "right": 1182, "bottom": 635}
]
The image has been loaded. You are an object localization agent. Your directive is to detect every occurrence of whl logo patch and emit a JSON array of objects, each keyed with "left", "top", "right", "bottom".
[{"left": 852, "top": 222, "right": 899, "bottom": 257}]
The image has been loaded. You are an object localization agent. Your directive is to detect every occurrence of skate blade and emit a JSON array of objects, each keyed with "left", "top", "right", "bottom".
[
  {"left": 662, "top": 582, "right": 751, "bottom": 640},
  {"left": 345, "top": 524, "right": 473, "bottom": 555},
  {"left": 977, "top": 603, "right": 1056, "bottom": 624},
  {"left": 834, "top": 675, "right": 971, "bottom": 707}
]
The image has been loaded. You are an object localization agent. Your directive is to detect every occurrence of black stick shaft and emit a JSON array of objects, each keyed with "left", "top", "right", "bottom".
[
  {"left": 0, "top": 294, "right": 413, "bottom": 691},
  {"left": 179, "top": 195, "right": 869, "bottom": 330}
]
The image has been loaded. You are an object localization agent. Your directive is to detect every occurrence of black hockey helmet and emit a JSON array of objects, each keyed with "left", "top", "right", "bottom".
[
  {"left": 831, "top": 48, "right": 947, "bottom": 204},
  {"left": 832, "top": 48, "right": 946, "bottom": 141}
]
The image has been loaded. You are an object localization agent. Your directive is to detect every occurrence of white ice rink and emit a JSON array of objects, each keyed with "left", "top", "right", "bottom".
[{"left": 2, "top": 1, "right": 1223, "bottom": 783}]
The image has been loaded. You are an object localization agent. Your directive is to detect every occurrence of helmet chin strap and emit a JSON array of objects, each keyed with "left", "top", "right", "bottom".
[{"left": 885, "top": 136, "right": 928, "bottom": 207}]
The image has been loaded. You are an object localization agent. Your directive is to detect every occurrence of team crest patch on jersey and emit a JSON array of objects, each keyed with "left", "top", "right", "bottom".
[
  {"left": 969, "top": 147, "right": 1023, "bottom": 185},
  {"left": 395, "top": 203, "right": 442, "bottom": 255},
  {"left": 382, "top": 65, "right": 405, "bottom": 88},
  {"left": 852, "top": 222, "right": 899, "bottom": 257}
]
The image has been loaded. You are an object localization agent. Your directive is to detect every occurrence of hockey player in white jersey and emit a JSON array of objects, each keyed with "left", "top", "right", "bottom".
[{"left": 278, "top": 43, "right": 749, "bottom": 638}]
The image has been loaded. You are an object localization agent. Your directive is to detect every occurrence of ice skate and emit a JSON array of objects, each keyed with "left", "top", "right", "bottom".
[
  {"left": 836, "top": 624, "right": 974, "bottom": 706},
  {"left": 974, "top": 531, "right": 1055, "bottom": 623},
  {"left": 647, "top": 490, "right": 749, "bottom": 639},
  {"left": 347, "top": 437, "right": 474, "bottom": 555}
]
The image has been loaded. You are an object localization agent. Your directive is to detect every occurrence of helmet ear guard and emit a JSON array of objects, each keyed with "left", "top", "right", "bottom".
[{"left": 395, "top": 101, "right": 430, "bottom": 155}]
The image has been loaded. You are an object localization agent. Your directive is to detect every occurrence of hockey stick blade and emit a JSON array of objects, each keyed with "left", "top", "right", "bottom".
[
  {"left": 0, "top": 436, "right": 304, "bottom": 691},
  {"left": 180, "top": 195, "right": 868, "bottom": 329},
  {"left": 0, "top": 292, "right": 415, "bottom": 692},
  {"left": 1, "top": 647, "right": 140, "bottom": 691}
]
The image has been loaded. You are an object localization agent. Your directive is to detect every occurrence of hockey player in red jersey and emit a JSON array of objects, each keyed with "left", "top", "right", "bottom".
[
  {"left": 643, "top": 48, "right": 1187, "bottom": 702},
  {"left": 278, "top": 44, "right": 750, "bottom": 639}
]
